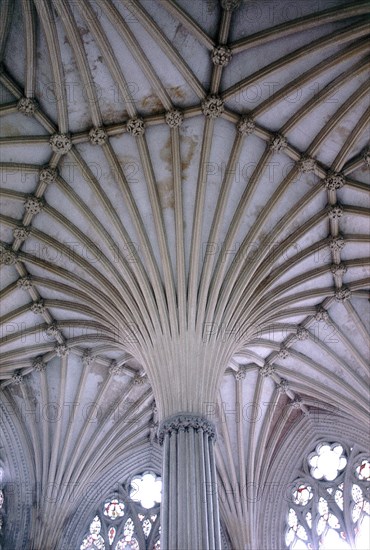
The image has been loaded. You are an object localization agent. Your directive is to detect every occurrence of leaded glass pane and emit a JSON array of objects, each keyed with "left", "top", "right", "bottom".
[
  {"left": 80, "top": 474, "right": 161, "bottom": 550},
  {"left": 90, "top": 517, "right": 102, "bottom": 535},
  {"left": 104, "top": 499, "right": 125, "bottom": 521},
  {"left": 142, "top": 518, "right": 152, "bottom": 537},
  {"left": 115, "top": 537, "right": 139, "bottom": 550},
  {"left": 293, "top": 485, "right": 312, "bottom": 506},
  {"left": 356, "top": 460, "right": 370, "bottom": 481},
  {"left": 123, "top": 517, "right": 135, "bottom": 538},
  {"left": 286, "top": 443, "right": 370, "bottom": 550},
  {"left": 80, "top": 534, "right": 105, "bottom": 550},
  {"left": 108, "top": 527, "right": 116, "bottom": 546}
]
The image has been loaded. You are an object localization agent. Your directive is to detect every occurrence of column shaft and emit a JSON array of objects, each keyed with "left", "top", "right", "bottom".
[{"left": 159, "top": 413, "right": 221, "bottom": 550}]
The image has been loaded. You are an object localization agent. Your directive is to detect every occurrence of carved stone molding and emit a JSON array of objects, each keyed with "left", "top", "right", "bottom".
[
  {"left": 109, "top": 360, "right": 122, "bottom": 375},
  {"left": 298, "top": 156, "right": 317, "bottom": 173},
  {"left": 17, "top": 276, "right": 33, "bottom": 290},
  {"left": 33, "top": 357, "right": 46, "bottom": 372},
  {"left": 327, "top": 204, "right": 343, "bottom": 219},
  {"left": 0, "top": 246, "right": 17, "bottom": 265},
  {"left": 211, "top": 45, "right": 232, "bottom": 66},
  {"left": 158, "top": 413, "right": 216, "bottom": 445},
  {"left": 11, "top": 372, "right": 23, "bottom": 385},
  {"left": 237, "top": 115, "right": 255, "bottom": 135},
  {"left": 235, "top": 366, "right": 247, "bottom": 381},
  {"left": 82, "top": 349, "right": 94, "bottom": 367},
  {"left": 126, "top": 117, "right": 145, "bottom": 136},
  {"left": 220, "top": 0, "right": 241, "bottom": 10},
  {"left": 276, "top": 378, "right": 289, "bottom": 393},
  {"left": 13, "top": 226, "right": 30, "bottom": 242},
  {"left": 17, "top": 97, "right": 38, "bottom": 116},
  {"left": 45, "top": 323, "right": 60, "bottom": 338},
  {"left": 49, "top": 133, "right": 72, "bottom": 154},
  {"left": 259, "top": 361, "right": 276, "bottom": 377},
  {"left": 328, "top": 235, "right": 345, "bottom": 252},
  {"left": 89, "top": 127, "right": 107, "bottom": 145},
  {"left": 335, "top": 287, "right": 352, "bottom": 302},
  {"left": 201, "top": 95, "right": 225, "bottom": 118},
  {"left": 269, "top": 133, "right": 287, "bottom": 152},
  {"left": 24, "top": 195, "right": 44, "bottom": 215},
  {"left": 54, "top": 344, "right": 69, "bottom": 357},
  {"left": 133, "top": 373, "right": 147, "bottom": 385},
  {"left": 314, "top": 307, "right": 329, "bottom": 322},
  {"left": 324, "top": 171, "right": 345, "bottom": 190},
  {"left": 39, "top": 166, "right": 57, "bottom": 185},
  {"left": 296, "top": 326, "right": 309, "bottom": 341},
  {"left": 277, "top": 346, "right": 290, "bottom": 359},
  {"left": 165, "top": 109, "right": 183, "bottom": 128},
  {"left": 362, "top": 147, "right": 370, "bottom": 167},
  {"left": 330, "top": 263, "right": 347, "bottom": 276},
  {"left": 290, "top": 396, "right": 302, "bottom": 409},
  {"left": 30, "top": 300, "right": 45, "bottom": 315}
]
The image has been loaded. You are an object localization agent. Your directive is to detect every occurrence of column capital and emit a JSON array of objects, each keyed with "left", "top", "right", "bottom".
[{"left": 158, "top": 412, "right": 216, "bottom": 445}]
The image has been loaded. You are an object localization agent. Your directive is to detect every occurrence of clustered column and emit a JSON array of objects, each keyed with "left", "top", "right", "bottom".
[{"left": 158, "top": 413, "right": 221, "bottom": 549}]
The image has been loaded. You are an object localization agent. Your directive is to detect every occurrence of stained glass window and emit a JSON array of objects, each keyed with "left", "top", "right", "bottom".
[
  {"left": 285, "top": 443, "right": 370, "bottom": 550},
  {"left": 80, "top": 474, "right": 161, "bottom": 550}
]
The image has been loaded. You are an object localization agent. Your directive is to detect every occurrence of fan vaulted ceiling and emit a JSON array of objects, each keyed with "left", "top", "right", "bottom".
[{"left": 0, "top": 0, "right": 369, "bottom": 548}]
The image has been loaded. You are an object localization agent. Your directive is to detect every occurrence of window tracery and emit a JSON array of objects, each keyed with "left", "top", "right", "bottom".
[
  {"left": 285, "top": 442, "right": 370, "bottom": 550},
  {"left": 80, "top": 472, "right": 161, "bottom": 550}
]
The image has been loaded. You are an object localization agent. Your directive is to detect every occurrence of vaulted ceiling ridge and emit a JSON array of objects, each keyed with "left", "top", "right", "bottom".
[
  {"left": 120, "top": 0, "right": 206, "bottom": 99},
  {"left": 222, "top": 20, "right": 370, "bottom": 101},
  {"left": 0, "top": 79, "right": 174, "bottom": 344},
  {"left": 158, "top": 0, "right": 215, "bottom": 51},
  {"left": 308, "top": 79, "right": 369, "bottom": 155},
  {"left": 281, "top": 57, "right": 369, "bottom": 135},
  {"left": 34, "top": 0, "right": 69, "bottom": 132},
  {"left": 229, "top": 0, "right": 370, "bottom": 52},
  {"left": 52, "top": 0, "right": 103, "bottom": 128},
  {"left": 96, "top": 0, "right": 174, "bottom": 112},
  {"left": 332, "top": 104, "right": 370, "bottom": 170},
  {"left": 253, "top": 38, "right": 370, "bottom": 118}
]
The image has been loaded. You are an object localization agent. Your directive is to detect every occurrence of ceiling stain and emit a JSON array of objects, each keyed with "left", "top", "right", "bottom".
[
  {"left": 336, "top": 124, "right": 351, "bottom": 139},
  {"left": 78, "top": 26, "right": 89, "bottom": 39},
  {"left": 140, "top": 93, "right": 163, "bottom": 113},
  {"left": 1, "top": 122, "right": 21, "bottom": 136},
  {"left": 140, "top": 87, "right": 187, "bottom": 114},
  {"left": 157, "top": 176, "right": 174, "bottom": 209},
  {"left": 168, "top": 86, "right": 186, "bottom": 101},
  {"left": 160, "top": 135, "right": 199, "bottom": 178}
]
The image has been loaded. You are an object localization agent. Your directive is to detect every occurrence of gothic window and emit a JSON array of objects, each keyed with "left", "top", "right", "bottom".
[
  {"left": 80, "top": 472, "right": 161, "bottom": 550},
  {"left": 285, "top": 442, "right": 370, "bottom": 549}
]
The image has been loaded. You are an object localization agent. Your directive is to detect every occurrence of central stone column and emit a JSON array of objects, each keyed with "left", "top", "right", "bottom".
[{"left": 158, "top": 413, "right": 221, "bottom": 550}]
